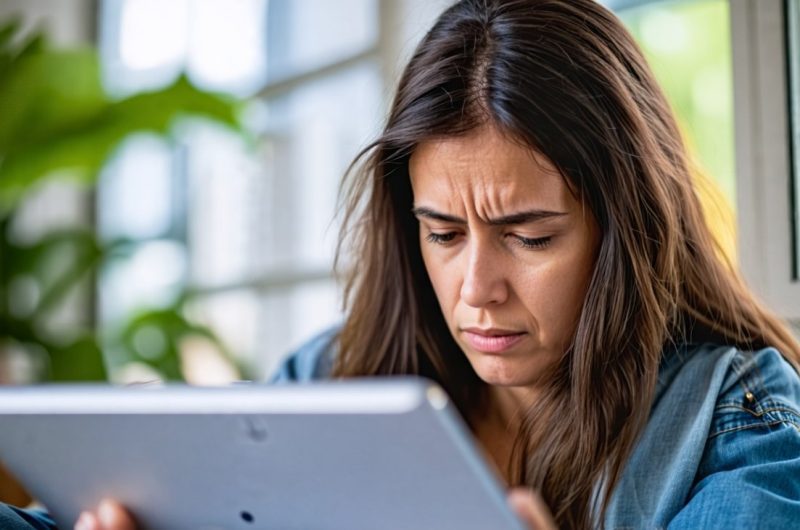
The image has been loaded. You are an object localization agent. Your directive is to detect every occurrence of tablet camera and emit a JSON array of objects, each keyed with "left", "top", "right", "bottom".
[
  {"left": 240, "top": 510, "right": 254, "bottom": 524},
  {"left": 244, "top": 417, "right": 268, "bottom": 442}
]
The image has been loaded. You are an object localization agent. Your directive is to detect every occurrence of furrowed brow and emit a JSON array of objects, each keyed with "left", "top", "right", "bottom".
[
  {"left": 411, "top": 207, "right": 466, "bottom": 224},
  {"left": 485, "top": 210, "right": 567, "bottom": 226},
  {"left": 411, "top": 207, "right": 566, "bottom": 225}
]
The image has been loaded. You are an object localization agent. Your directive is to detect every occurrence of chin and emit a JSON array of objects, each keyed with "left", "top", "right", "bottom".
[{"left": 468, "top": 354, "right": 542, "bottom": 388}]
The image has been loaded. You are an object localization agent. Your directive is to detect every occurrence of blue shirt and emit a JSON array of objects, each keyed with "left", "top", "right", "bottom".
[{"left": 4, "top": 329, "right": 800, "bottom": 529}]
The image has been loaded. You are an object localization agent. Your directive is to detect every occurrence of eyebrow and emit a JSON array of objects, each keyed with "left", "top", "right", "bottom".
[{"left": 411, "top": 206, "right": 567, "bottom": 226}]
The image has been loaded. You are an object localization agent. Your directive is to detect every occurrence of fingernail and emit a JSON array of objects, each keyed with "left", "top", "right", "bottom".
[
  {"left": 73, "top": 512, "right": 88, "bottom": 530},
  {"left": 75, "top": 512, "right": 98, "bottom": 530},
  {"left": 98, "top": 499, "right": 116, "bottom": 526}
]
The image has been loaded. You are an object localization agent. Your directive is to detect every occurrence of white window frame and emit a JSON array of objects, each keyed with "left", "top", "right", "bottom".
[{"left": 730, "top": 0, "right": 800, "bottom": 320}]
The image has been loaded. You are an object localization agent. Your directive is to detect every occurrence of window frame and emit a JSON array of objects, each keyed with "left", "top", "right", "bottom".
[{"left": 730, "top": 0, "right": 800, "bottom": 320}]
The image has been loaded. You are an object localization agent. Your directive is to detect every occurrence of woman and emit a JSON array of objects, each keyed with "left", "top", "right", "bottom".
[{"left": 3, "top": 0, "right": 799, "bottom": 528}]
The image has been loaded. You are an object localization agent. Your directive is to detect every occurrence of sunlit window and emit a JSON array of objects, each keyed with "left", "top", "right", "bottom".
[
  {"left": 617, "top": 0, "right": 736, "bottom": 261},
  {"left": 98, "top": 0, "right": 381, "bottom": 382}
]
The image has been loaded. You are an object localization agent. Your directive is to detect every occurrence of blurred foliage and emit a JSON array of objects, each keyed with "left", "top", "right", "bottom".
[
  {"left": 113, "top": 296, "right": 240, "bottom": 382},
  {"left": 0, "top": 18, "right": 247, "bottom": 382},
  {"left": 621, "top": 0, "right": 737, "bottom": 261}
]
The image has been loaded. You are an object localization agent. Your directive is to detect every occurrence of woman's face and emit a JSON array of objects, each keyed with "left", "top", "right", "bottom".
[{"left": 409, "top": 126, "right": 600, "bottom": 392}]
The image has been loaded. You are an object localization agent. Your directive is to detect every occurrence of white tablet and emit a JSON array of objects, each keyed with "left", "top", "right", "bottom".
[{"left": 0, "top": 378, "right": 526, "bottom": 530}]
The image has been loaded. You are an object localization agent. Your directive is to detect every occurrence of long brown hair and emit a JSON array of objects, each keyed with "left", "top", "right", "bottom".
[{"left": 333, "top": 0, "right": 800, "bottom": 527}]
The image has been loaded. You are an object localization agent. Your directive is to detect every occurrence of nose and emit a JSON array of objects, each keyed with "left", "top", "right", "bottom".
[{"left": 459, "top": 238, "right": 509, "bottom": 307}]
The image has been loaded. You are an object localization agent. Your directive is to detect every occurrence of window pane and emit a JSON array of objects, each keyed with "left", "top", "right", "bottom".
[
  {"left": 97, "top": 135, "right": 178, "bottom": 242},
  {"left": 265, "top": 62, "right": 382, "bottom": 267},
  {"left": 99, "top": 239, "right": 187, "bottom": 325},
  {"left": 101, "top": 0, "right": 268, "bottom": 97},
  {"left": 619, "top": 0, "right": 736, "bottom": 262},
  {"left": 265, "top": 0, "right": 378, "bottom": 81},
  {"left": 187, "top": 62, "right": 382, "bottom": 288},
  {"left": 184, "top": 123, "right": 272, "bottom": 286},
  {"left": 186, "top": 0, "right": 268, "bottom": 95}
]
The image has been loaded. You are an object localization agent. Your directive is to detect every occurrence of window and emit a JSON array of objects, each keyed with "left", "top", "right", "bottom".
[
  {"left": 619, "top": 0, "right": 736, "bottom": 262},
  {"left": 97, "top": 0, "right": 449, "bottom": 381},
  {"left": 610, "top": 0, "right": 800, "bottom": 323},
  {"left": 98, "top": 0, "right": 382, "bottom": 380}
]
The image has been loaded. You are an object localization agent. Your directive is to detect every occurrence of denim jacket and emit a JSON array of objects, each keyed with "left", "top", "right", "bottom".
[{"left": 3, "top": 329, "right": 799, "bottom": 529}]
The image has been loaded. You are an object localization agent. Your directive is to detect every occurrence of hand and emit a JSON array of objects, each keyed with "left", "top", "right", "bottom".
[
  {"left": 74, "top": 499, "right": 136, "bottom": 530},
  {"left": 507, "top": 487, "right": 558, "bottom": 530}
]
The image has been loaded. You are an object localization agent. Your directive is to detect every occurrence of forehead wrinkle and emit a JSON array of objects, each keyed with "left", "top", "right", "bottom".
[
  {"left": 454, "top": 132, "right": 523, "bottom": 222},
  {"left": 467, "top": 155, "right": 565, "bottom": 225},
  {"left": 409, "top": 127, "right": 574, "bottom": 224},
  {"left": 410, "top": 140, "right": 470, "bottom": 219}
]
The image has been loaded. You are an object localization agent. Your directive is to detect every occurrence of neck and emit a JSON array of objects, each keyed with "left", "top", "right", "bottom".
[
  {"left": 473, "top": 384, "right": 538, "bottom": 485},
  {"left": 490, "top": 384, "right": 538, "bottom": 425}
]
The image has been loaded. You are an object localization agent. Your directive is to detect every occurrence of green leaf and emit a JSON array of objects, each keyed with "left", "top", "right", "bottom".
[
  {"left": 15, "top": 31, "right": 45, "bottom": 58},
  {"left": 0, "top": 18, "right": 21, "bottom": 50},
  {"left": 47, "top": 334, "right": 107, "bottom": 381},
  {"left": 109, "top": 74, "right": 239, "bottom": 132},
  {"left": 113, "top": 300, "right": 246, "bottom": 382},
  {"left": 0, "top": 49, "right": 106, "bottom": 152},
  {"left": 0, "top": 21, "right": 245, "bottom": 383},
  {"left": 0, "top": 69, "right": 241, "bottom": 212}
]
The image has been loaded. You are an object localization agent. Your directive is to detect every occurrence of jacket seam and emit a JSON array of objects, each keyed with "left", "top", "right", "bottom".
[
  {"left": 715, "top": 403, "right": 800, "bottom": 419},
  {"left": 708, "top": 418, "right": 800, "bottom": 439}
]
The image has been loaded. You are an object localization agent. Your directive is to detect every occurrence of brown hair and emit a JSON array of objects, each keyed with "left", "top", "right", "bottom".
[{"left": 333, "top": 0, "right": 800, "bottom": 528}]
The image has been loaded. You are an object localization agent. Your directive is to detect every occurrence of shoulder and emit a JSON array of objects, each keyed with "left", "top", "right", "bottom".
[
  {"left": 606, "top": 343, "right": 800, "bottom": 529},
  {"left": 268, "top": 325, "right": 340, "bottom": 383},
  {"left": 670, "top": 345, "right": 800, "bottom": 529},
  {"left": 658, "top": 343, "right": 800, "bottom": 432},
  {"left": 0, "top": 504, "right": 55, "bottom": 530},
  {"left": 709, "top": 346, "right": 800, "bottom": 437}
]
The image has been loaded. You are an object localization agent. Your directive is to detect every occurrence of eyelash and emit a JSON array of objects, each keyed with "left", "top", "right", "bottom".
[
  {"left": 425, "top": 232, "right": 552, "bottom": 250},
  {"left": 514, "top": 235, "right": 553, "bottom": 250},
  {"left": 425, "top": 232, "right": 458, "bottom": 245}
]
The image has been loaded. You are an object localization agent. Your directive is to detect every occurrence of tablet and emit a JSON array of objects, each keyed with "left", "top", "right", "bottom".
[{"left": 0, "top": 378, "right": 526, "bottom": 530}]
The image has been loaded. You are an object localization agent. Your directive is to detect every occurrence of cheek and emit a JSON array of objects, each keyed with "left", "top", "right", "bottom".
[
  {"left": 515, "top": 252, "right": 594, "bottom": 341},
  {"left": 420, "top": 243, "right": 459, "bottom": 318}
]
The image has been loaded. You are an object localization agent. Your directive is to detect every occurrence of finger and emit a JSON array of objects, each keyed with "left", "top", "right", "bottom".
[
  {"left": 507, "top": 488, "right": 558, "bottom": 530},
  {"left": 96, "top": 499, "right": 136, "bottom": 530},
  {"left": 74, "top": 511, "right": 100, "bottom": 530}
]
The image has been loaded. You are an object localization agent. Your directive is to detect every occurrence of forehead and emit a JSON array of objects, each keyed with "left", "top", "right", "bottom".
[{"left": 408, "top": 127, "right": 573, "bottom": 211}]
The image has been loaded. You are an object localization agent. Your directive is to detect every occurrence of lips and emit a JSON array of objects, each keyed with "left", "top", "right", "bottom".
[{"left": 461, "top": 327, "right": 527, "bottom": 354}]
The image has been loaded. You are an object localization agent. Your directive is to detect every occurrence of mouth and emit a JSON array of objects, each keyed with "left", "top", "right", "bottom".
[{"left": 460, "top": 327, "right": 527, "bottom": 354}]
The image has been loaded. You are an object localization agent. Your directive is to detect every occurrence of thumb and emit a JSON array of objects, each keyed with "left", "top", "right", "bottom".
[
  {"left": 97, "top": 499, "right": 136, "bottom": 530},
  {"left": 507, "top": 488, "right": 558, "bottom": 530}
]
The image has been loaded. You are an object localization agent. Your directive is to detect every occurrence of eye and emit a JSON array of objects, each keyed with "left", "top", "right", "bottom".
[
  {"left": 425, "top": 232, "right": 458, "bottom": 245},
  {"left": 510, "top": 235, "right": 552, "bottom": 250}
]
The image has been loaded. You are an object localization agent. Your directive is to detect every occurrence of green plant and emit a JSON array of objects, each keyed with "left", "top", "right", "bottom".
[{"left": 0, "top": 18, "right": 247, "bottom": 382}]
